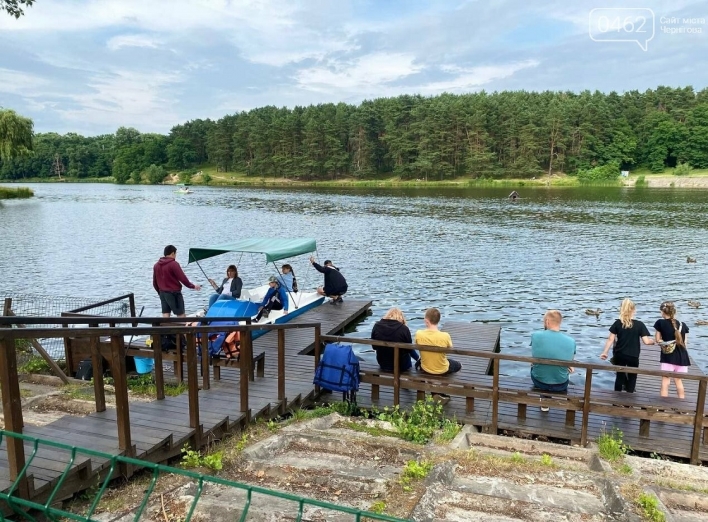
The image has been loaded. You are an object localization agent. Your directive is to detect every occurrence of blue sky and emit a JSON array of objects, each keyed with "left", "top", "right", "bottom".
[{"left": 1, "top": 0, "right": 707, "bottom": 135}]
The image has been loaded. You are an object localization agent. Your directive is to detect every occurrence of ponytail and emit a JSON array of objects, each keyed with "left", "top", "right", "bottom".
[{"left": 660, "top": 301, "right": 684, "bottom": 347}]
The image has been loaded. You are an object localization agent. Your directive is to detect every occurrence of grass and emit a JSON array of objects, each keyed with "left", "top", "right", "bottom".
[
  {"left": 637, "top": 492, "right": 666, "bottom": 522},
  {"left": 399, "top": 460, "right": 432, "bottom": 491},
  {"left": 0, "top": 186, "right": 34, "bottom": 199},
  {"left": 654, "top": 479, "right": 708, "bottom": 494},
  {"left": 597, "top": 427, "right": 630, "bottom": 462}
]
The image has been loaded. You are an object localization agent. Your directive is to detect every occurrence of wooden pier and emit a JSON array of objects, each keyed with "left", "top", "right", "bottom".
[{"left": 3, "top": 304, "right": 708, "bottom": 513}]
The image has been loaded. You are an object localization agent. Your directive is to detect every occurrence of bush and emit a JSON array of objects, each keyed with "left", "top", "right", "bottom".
[
  {"left": 597, "top": 427, "right": 630, "bottom": 461},
  {"left": 145, "top": 164, "right": 167, "bottom": 184},
  {"left": 577, "top": 162, "right": 620, "bottom": 182},
  {"left": 201, "top": 173, "right": 212, "bottom": 185},
  {"left": 673, "top": 162, "right": 693, "bottom": 176}
]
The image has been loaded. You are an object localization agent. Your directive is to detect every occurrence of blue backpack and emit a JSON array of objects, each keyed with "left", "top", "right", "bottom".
[{"left": 313, "top": 344, "right": 360, "bottom": 401}]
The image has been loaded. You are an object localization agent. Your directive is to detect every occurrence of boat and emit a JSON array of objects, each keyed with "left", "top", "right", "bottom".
[
  {"left": 175, "top": 183, "right": 192, "bottom": 194},
  {"left": 187, "top": 238, "right": 325, "bottom": 339}
]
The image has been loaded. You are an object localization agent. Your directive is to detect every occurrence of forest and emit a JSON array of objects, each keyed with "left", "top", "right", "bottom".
[{"left": 1, "top": 86, "right": 708, "bottom": 183}]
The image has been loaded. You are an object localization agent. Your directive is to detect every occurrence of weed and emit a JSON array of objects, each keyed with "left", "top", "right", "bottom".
[
  {"left": 618, "top": 463, "right": 633, "bottom": 475},
  {"left": 510, "top": 452, "right": 525, "bottom": 464},
  {"left": 377, "top": 397, "right": 451, "bottom": 444},
  {"left": 289, "top": 408, "right": 309, "bottom": 422},
  {"left": 62, "top": 383, "right": 94, "bottom": 400},
  {"left": 650, "top": 452, "right": 663, "bottom": 460},
  {"left": 125, "top": 374, "right": 187, "bottom": 397},
  {"left": 635, "top": 175, "right": 647, "bottom": 186},
  {"left": 180, "top": 444, "right": 223, "bottom": 471},
  {"left": 540, "top": 454, "right": 553, "bottom": 466},
  {"left": 267, "top": 419, "right": 280, "bottom": 432},
  {"left": 339, "top": 421, "right": 400, "bottom": 439},
  {"left": 180, "top": 444, "right": 202, "bottom": 469},
  {"left": 637, "top": 492, "right": 666, "bottom": 522},
  {"left": 435, "top": 418, "right": 462, "bottom": 443},
  {"left": 400, "top": 460, "right": 432, "bottom": 491},
  {"left": 369, "top": 500, "right": 386, "bottom": 514},
  {"left": 19, "top": 356, "right": 51, "bottom": 374},
  {"left": 597, "top": 426, "right": 630, "bottom": 462},
  {"left": 234, "top": 433, "right": 248, "bottom": 452}
]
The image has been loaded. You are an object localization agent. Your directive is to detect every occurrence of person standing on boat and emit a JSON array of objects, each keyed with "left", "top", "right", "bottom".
[
  {"left": 207, "top": 265, "right": 242, "bottom": 309},
  {"left": 530, "top": 310, "right": 576, "bottom": 410},
  {"left": 599, "top": 298, "right": 655, "bottom": 393},
  {"left": 254, "top": 276, "right": 289, "bottom": 322},
  {"left": 153, "top": 245, "right": 201, "bottom": 318},
  {"left": 309, "top": 257, "right": 348, "bottom": 304},
  {"left": 276, "top": 264, "right": 298, "bottom": 292}
]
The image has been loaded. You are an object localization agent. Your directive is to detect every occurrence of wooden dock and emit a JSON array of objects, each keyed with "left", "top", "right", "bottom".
[{"left": 0, "top": 300, "right": 372, "bottom": 507}]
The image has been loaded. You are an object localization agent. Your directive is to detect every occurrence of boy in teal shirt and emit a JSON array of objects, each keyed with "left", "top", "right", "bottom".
[{"left": 530, "top": 310, "right": 576, "bottom": 393}]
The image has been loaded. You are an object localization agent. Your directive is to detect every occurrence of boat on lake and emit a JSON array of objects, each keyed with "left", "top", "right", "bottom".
[
  {"left": 175, "top": 183, "right": 192, "bottom": 194},
  {"left": 188, "top": 238, "right": 325, "bottom": 339}
]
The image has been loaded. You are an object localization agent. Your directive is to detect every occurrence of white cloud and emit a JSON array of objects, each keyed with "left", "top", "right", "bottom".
[
  {"left": 107, "top": 34, "right": 161, "bottom": 51},
  {"left": 423, "top": 60, "right": 540, "bottom": 93},
  {"left": 0, "top": 68, "right": 50, "bottom": 96},
  {"left": 296, "top": 52, "right": 423, "bottom": 93}
]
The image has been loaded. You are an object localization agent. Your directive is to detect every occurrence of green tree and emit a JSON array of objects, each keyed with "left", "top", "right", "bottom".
[
  {"left": 1, "top": 0, "right": 35, "bottom": 18},
  {"left": 0, "top": 109, "right": 33, "bottom": 161},
  {"left": 145, "top": 164, "right": 166, "bottom": 184}
]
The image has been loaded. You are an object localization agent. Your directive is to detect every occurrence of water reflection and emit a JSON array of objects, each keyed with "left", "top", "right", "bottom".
[{"left": 2, "top": 183, "right": 707, "bottom": 386}]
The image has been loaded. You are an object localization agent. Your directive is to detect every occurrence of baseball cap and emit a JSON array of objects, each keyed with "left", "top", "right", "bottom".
[{"left": 268, "top": 276, "right": 278, "bottom": 283}]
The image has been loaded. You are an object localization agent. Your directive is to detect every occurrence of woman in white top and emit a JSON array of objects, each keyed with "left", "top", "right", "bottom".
[{"left": 207, "top": 265, "right": 243, "bottom": 308}]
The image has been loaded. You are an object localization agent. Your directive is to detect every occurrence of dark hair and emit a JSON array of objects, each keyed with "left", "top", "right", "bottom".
[
  {"left": 227, "top": 265, "right": 238, "bottom": 277},
  {"left": 660, "top": 301, "right": 684, "bottom": 347},
  {"left": 281, "top": 264, "right": 298, "bottom": 292},
  {"left": 164, "top": 245, "right": 176, "bottom": 257}
]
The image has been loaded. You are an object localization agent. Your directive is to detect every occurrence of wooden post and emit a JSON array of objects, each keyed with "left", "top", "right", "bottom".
[
  {"left": 0, "top": 334, "right": 30, "bottom": 499},
  {"left": 201, "top": 329, "right": 210, "bottom": 391},
  {"left": 152, "top": 332, "right": 165, "bottom": 400},
  {"left": 690, "top": 379, "right": 707, "bottom": 465},
  {"left": 580, "top": 369, "right": 593, "bottom": 446},
  {"left": 278, "top": 329, "right": 286, "bottom": 415},
  {"left": 240, "top": 329, "right": 252, "bottom": 419},
  {"left": 393, "top": 345, "right": 400, "bottom": 406},
  {"left": 314, "top": 324, "right": 321, "bottom": 394},
  {"left": 186, "top": 333, "right": 200, "bottom": 432},
  {"left": 128, "top": 294, "right": 137, "bottom": 326},
  {"left": 109, "top": 335, "right": 132, "bottom": 455},
  {"left": 491, "top": 358, "right": 499, "bottom": 434},
  {"left": 90, "top": 332, "right": 106, "bottom": 412}
]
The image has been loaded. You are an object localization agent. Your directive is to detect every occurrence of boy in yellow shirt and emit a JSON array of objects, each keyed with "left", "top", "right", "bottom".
[{"left": 414, "top": 308, "right": 462, "bottom": 375}]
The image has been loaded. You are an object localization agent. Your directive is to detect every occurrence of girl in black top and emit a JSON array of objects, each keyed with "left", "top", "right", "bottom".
[
  {"left": 600, "top": 298, "right": 655, "bottom": 392},
  {"left": 654, "top": 301, "right": 690, "bottom": 398}
]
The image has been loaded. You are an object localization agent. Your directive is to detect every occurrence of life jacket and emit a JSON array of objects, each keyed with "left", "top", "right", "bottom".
[{"left": 313, "top": 344, "right": 360, "bottom": 397}]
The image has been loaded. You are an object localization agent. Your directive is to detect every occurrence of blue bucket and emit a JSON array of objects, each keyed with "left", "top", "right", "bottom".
[{"left": 134, "top": 356, "right": 155, "bottom": 374}]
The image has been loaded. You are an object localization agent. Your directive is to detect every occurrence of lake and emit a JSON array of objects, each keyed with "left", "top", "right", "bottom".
[{"left": 2, "top": 182, "right": 707, "bottom": 386}]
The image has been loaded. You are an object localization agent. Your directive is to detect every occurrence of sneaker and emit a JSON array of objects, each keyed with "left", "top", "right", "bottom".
[
  {"left": 541, "top": 406, "right": 550, "bottom": 412},
  {"left": 329, "top": 299, "right": 337, "bottom": 305},
  {"left": 336, "top": 296, "right": 343, "bottom": 304}
]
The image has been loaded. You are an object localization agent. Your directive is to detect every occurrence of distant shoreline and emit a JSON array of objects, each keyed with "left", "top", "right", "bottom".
[{"left": 4, "top": 173, "right": 708, "bottom": 189}]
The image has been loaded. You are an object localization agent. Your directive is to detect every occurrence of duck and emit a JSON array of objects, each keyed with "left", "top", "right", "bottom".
[
  {"left": 695, "top": 320, "right": 708, "bottom": 326},
  {"left": 688, "top": 300, "right": 701, "bottom": 308},
  {"left": 585, "top": 308, "right": 603, "bottom": 317},
  {"left": 687, "top": 256, "right": 697, "bottom": 263}
]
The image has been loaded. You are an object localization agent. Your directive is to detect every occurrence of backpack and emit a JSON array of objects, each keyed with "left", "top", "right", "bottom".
[
  {"left": 313, "top": 344, "right": 360, "bottom": 402},
  {"left": 161, "top": 334, "right": 187, "bottom": 352},
  {"left": 292, "top": 276, "right": 299, "bottom": 293}
]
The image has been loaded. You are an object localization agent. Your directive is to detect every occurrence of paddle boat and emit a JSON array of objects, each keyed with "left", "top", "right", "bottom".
[
  {"left": 175, "top": 183, "right": 192, "bottom": 194},
  {"left": 187, "top": 238, "right": 326, "bottom": 340}
]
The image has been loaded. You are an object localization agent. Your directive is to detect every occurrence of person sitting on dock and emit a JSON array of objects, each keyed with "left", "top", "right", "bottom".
[
  {"left": 310, "top": 257, "right": 348, "bottom": 304},
  {"left": 530, "top": 310, "right": 576, "bottom": 411},
  {"left": 276, "top": 264, "right": 298, "bottom": 292},
  {"left": 207, "top": 265, "right": 243, "bottom": 309},
  {"left": 414, "top": 308, "right": 461, "bottom": 376},
  {"left": 253, "top": 276, "right": 289, "bottom": 322},
  {"left": 371, "top": 307, "right": 420, "bottom": 373}
]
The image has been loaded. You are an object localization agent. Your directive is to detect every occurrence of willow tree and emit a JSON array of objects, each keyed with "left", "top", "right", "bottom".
[
  {"left": 0, "top": 109, "right": 34, "bottom": 161},
  {"left": 0, "top": 0, "right": 35, "bottom": 17}
]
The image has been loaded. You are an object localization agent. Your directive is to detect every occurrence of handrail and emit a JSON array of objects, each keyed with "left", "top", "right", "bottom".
[
  {"left": 65, "top": 293, "right": 136, "bottom": 314},
  {"left": 322, "top": 333, "right": 708, "bottom": 463},
  {"left": 321, "top": 334, "right": 708, "bottom": 382}
]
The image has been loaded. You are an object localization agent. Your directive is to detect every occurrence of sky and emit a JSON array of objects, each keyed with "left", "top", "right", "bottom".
[{"left": 0, "top": 0, "right": 707, "bottom": 136}]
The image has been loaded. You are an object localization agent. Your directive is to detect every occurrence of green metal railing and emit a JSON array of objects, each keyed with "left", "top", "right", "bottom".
[{"left": 0, "top": 431, "right": 408, "bottom": 522}]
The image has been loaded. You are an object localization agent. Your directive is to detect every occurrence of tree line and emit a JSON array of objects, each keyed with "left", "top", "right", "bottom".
[{"left": 2, "top": 86, "right": 708, "bottom": 183}]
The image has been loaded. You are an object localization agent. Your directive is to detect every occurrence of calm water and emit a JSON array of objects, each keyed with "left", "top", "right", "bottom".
[{"left": 2, "top": 183, "right": 708, "bottom": 385}]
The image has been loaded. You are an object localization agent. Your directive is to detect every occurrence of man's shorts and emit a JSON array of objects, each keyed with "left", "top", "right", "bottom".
[{"left": 159, "top": 291, "right": 185, "bottom": 315}]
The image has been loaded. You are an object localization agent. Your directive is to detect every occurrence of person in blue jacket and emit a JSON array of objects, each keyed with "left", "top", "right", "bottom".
[{"left": 254, "top": 276, "right": 289, "bottom": 322}]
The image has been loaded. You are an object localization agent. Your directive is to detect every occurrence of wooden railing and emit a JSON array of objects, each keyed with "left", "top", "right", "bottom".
[
  {"left": 322, "top": 335, "right": 708, "bottom": 464},
  {"left": 0, "top": 316, "right": 322, "bottom": 497}
]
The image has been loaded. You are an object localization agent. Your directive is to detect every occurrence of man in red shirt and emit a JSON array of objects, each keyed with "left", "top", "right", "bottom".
[{"left": 152, "top": 245, "right": 201, "bottom": 317}]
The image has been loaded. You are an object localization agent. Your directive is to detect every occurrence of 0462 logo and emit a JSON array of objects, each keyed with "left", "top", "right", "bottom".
[{"left": 589, "top": 8, "right": 655, "bottom": 51}]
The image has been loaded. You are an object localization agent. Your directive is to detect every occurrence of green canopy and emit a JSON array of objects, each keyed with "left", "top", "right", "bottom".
[{"left": 188, "top": 238, "right": 317, "bottom": 264}]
